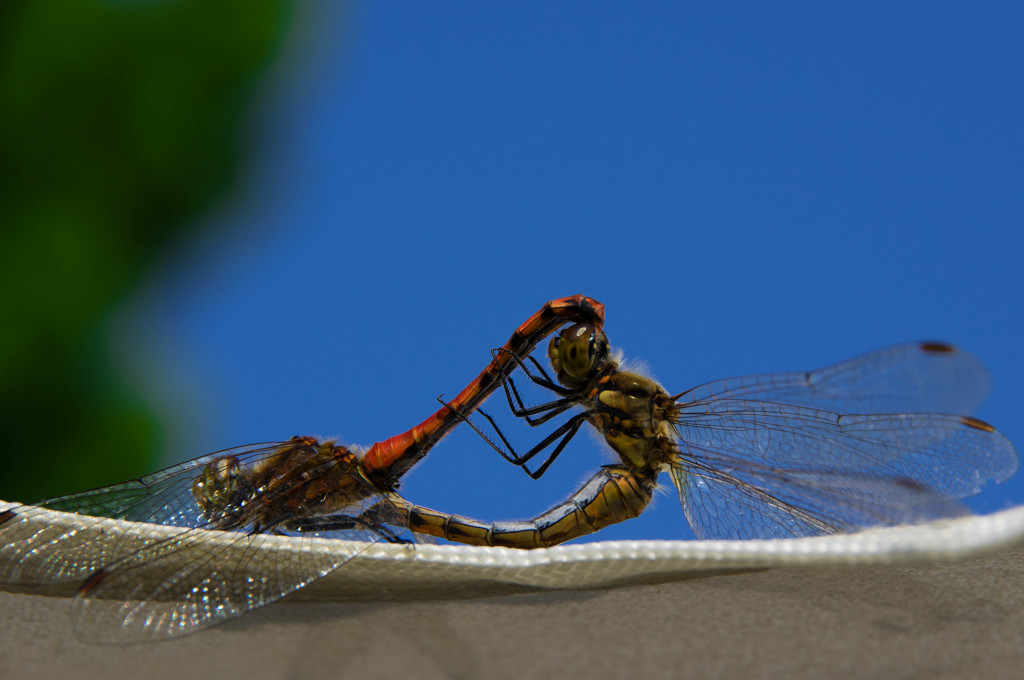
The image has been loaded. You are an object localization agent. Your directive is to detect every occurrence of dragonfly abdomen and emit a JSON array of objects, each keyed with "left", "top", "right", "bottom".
[
  {"left": 360, "top": 295, "right": 605, "bottom": 486},
  {"left": 392, "top": 466, "right": 658, "bottom": 549}
]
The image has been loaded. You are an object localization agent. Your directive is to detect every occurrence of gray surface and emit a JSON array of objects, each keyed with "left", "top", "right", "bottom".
[{"left": 2, "top": 546, "right": 1022, "bottom": 680}]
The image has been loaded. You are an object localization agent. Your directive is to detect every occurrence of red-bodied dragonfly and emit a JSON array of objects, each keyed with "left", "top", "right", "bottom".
[
  {"left": 0, "top": 295, "right": 604, "bottom": 642},
  {"left": 383, "top": 325, "right": 1018, "bottom": 548}
]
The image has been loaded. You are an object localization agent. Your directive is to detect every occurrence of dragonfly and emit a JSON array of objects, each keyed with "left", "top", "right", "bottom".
[
  {"left": 0, "top": 295, "right": 604, "bottom": 642},
  {"left": 382, "top": 325, "right": 1019, "bottom": 547}
]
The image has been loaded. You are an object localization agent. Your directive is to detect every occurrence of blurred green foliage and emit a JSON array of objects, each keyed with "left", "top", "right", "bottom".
[{"left": 0, "top": 0, "right": 291, "bottom": 501}]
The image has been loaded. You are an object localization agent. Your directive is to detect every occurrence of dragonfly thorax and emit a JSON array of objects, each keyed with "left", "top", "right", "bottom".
[
  {"left": 588, "top": 371, "right": 679, "bottom": 472},
  {"left": 189, "top": 437, "right": 372, "bottom": 532}
]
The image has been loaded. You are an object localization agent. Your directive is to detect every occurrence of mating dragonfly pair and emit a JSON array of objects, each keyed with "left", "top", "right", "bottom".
[{"left": 0, "top": 295, "right": 1017, "bottom": 641}]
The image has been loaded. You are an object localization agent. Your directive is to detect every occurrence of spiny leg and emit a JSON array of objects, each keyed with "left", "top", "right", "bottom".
[
  {"left": 360, "top": 295, "right": 604, "bottom": 485},
  {"left": 438, "top": 396, "right": 588, "bottom": 479},
  {"left": 287, "top": 514, "right": 410, "bottom": 544},
  {"left": 491, "top": 347, "right": 577, "bottom": 415},
  {"left": 492, "top": 346, "right": 564, "bottom": 391},
  {"left": 485, "top": 347, "right": 582, "bottom": 430}
]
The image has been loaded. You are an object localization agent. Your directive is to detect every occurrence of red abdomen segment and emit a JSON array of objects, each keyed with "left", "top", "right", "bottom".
[
  {"left": 360, "top": 295, "right": 605, "bottom": 487},
  {"left": 390, "top": 466, "right": 656, "bottom": 548}
]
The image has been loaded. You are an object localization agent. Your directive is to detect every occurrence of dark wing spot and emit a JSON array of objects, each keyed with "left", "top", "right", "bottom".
[
  {"left": 894, "top": 477, "right": 929, "bottom": 491},
  {"left": 77, "top": 568, "right": 110, "bottom": 596},
  {"left": 0, "top": 509, "right": 16, "bottom": 526},
  {"left": 961, "top": 416, "right": 996, "bottom": 433},
  {"left": 920, "top": 341, "right": 956, "bottom": 354}
]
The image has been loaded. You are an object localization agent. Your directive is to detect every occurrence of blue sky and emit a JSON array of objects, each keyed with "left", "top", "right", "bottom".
[{"left": 115, "top": 2, "right": 1024, "bottom": 542}]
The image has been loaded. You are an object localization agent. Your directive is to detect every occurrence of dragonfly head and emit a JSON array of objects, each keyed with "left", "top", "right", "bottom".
[
  {"left": 192, "top": 456, "right": 251, "bottom": 520},
  {"left": 548, "top": 323, "right": 611, "bottom": 387}
]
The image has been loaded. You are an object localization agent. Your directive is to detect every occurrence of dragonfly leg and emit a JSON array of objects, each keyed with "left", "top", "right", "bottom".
[
  {"left": 452, "top": 345, "right": 591, "bottom": 476},
  {"left": 473, "top": 347, "right": 579, "bottom": 437},
  {"left": 287, "top": 515, "right": 359, "bottom": 532},
  {"left": 287, "top": 514, "right": 410, "bottom": 543},
  {"left": 361, "top": 295, "right": 604, "bottom": 485},
  {"left": 490, "top": 346, "right": 560, "bottom": 385},
  {"left": 439, "top": 395, "right": 588, "bottom": 479},
  {"left": 497, "top": 371, "right": 577, "bottom": 425},
  {"left": 490, "top": 346, "right": 576, "bottom": 401},
  {"left": 512, "top": 415, "right": 588, "bottom": 479}
]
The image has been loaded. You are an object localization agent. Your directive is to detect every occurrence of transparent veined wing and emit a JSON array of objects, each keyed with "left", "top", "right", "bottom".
[
  {"left": 1, "top": 442, "right": 305, "bottom": 585},
  {"left": 66, "top": 498, "right": 396, "bottom": 643},
  {"left": 0, "top": 439, "right": 417, "bottom": 642},
  {"left": 673, "top": 342, "right": 992, "bottom": 416},
  {"left": 670, "top": 400, "right": 1018, "bottom": 539},
  {"left": 670, "top": 452, "right": 975, "bottom": 540},
  {"left": 37, "top": 443, "right": 308, "bottom": 520}
]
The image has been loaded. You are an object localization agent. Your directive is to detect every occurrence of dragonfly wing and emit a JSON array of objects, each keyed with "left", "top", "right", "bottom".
[
  {"left": 68, "top": 505, "right": 395, "bottom": 643},
  {"left": 674, "top": 342, "right": 992, "bottom": 415},
  {"left": 63, "top": 442, "right": 422, "bottom": 642},
  {"left": 0, "top": 443, "right": 297, "bottom": 585},
  {"left": 670, "top": 452, "right": 968, "bottom": 540},
  {"left": 669, "top": 401, "right": 1018, "bottom": 539},
  {"left": 3, "top": 438, "right": 424, "bottom": 641},
  {"left": 0, "top": 504, "right": 111, "bottom": 583},
  {"left": 40, "top": 442, "right": 293, "bottom": 523},
  {"left": 675, "top": 400, "right": 1018, "bottom": 498}
]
